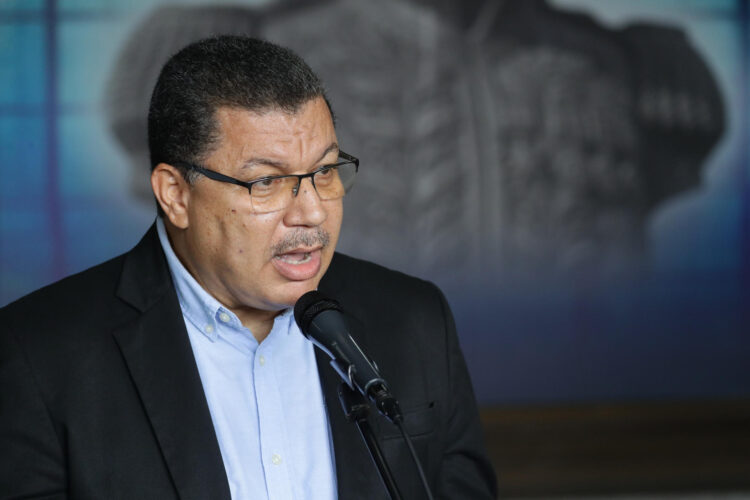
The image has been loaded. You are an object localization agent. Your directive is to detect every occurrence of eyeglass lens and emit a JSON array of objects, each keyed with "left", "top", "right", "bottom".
[{"left": 250, "top": 162, "right": 357, "bottom": 214}]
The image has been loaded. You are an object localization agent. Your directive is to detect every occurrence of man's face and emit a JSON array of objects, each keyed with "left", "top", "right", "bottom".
[{"left": 172, "top": 97, "right": 342, "bottom": 314}]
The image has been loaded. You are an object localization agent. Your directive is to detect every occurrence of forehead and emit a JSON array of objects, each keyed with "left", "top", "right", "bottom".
[{"left": 210, "top": 97, "right": 336, "bottom": 166}]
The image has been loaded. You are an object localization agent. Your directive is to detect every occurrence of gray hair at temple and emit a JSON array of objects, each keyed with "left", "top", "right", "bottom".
[{"left": 147, "top": 35, "right": 333, "bottom": 184}]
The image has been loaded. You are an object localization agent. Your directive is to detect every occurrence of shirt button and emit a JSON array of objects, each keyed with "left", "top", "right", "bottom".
[
  {"left": 205, "top": 324, "right": 214, "bottom": 334},
  {"left": 258, "top": 355, "right": 266, "bottom": 366},
  {"left": 219, "top": 312, "right": 231, "bottom": 323},
  {"left": 271, "top": 454, "right": 282, "bottom": 465}
]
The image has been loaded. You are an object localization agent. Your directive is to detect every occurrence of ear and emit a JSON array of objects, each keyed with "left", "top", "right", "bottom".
[{"left": 151, "top": 163, "right": 192, "bottom": 229}]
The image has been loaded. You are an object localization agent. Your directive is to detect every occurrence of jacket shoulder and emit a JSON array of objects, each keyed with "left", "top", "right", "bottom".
[{"left": 0, "top": 254, "right": 128, "bottom": 336}]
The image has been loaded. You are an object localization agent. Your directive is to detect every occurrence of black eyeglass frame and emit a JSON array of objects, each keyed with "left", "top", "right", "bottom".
[{"left": 172, "top": 151, "right": 359, "bottom": 199}]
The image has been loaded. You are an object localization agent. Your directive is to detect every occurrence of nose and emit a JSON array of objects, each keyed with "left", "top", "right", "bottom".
[
  {"left": 284, "top": 177, "right": 327, "bottom": 227},
  {"left": 292, "top": 173, "right": 317, "bottom": 197}
]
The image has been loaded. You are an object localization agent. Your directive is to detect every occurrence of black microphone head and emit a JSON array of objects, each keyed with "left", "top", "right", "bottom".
[{"left": 294, "top": 290, "right": 342, "bottom": 334}]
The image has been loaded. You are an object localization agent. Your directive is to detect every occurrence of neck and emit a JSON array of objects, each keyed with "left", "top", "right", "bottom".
[
  {"left": 162, "top": 219, "right": 282, "bottom": 344},
  {"left": 234, "top": 307, "right": 279, "bottom": 343}
]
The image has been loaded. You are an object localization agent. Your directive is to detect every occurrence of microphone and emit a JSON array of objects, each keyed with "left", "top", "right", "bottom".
[{"left": 294, "top": 290, "right": 402, "bottom": 424}]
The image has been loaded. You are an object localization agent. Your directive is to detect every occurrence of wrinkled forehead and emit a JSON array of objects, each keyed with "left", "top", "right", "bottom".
[{"left": 208, "top": 97, "right": 338, "bottom": 168}]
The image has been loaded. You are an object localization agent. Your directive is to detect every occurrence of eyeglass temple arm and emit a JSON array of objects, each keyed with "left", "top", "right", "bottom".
[
  {"left": 338, "top": 151, "right": 359, "bottom": 167},
  {"left": 173, "top": 161, "right": 254, "bottom": 189}
]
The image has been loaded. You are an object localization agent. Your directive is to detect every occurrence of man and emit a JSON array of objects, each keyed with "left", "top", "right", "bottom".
[{"left": 1, "top": 36, "right": 496, "bottom": 499}]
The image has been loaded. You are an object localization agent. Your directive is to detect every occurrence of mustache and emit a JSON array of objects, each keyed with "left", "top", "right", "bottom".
[{"left": 272, "top": 228, "right": 331, "bottom": 255}]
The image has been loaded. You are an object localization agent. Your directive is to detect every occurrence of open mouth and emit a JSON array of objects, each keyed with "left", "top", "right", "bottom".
[
  {"left": 274, "top": 251, "right": 313, "bottom": 265},
  {"left": 271, "top": 248, "right": 322, "bottom": 281}
]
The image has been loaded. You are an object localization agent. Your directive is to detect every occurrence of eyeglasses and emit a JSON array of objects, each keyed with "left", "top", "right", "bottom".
[{"left": 173, "top": 151, "right": 359, "bottom": 214}]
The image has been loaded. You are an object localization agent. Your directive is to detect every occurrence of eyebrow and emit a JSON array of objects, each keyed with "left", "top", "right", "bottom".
[{"left": 240, "top": 142, "right": 340, "bottom": 170}]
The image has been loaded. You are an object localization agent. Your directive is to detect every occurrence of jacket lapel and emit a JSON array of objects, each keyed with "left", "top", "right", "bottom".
[
  {"left": 112, "top": 225, "right": 231, "bottom": 500},
  {"left": 318, "top": 257, "right": 390, "bottom": 499}
]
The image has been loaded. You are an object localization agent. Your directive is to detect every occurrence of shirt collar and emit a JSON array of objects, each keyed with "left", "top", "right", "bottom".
[{"left": 156, "top": 218, "right": 229, "bottom": 341}]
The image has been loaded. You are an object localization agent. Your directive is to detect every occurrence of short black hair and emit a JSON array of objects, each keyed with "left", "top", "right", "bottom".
[{"left": 148, "top": 35, "right": 332, "bottom": 180}]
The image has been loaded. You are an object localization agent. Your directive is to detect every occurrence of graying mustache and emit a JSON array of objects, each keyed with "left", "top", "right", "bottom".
[{"left": 272, "top": 228, "right": 330, "bottom": 255}]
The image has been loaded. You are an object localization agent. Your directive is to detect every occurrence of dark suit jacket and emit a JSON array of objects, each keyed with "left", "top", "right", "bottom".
[{"left": 1, "top": 225, "right": 496, "bottom": 499}]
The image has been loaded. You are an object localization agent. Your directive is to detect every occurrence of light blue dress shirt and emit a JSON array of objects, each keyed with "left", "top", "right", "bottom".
[{"left": 156, "top": 219, "right": 337, "bottom": 500}]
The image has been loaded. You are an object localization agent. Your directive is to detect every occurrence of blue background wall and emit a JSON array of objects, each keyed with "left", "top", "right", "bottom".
[{"left": 1, "top": 0, "right": 748, "bottom": 405}]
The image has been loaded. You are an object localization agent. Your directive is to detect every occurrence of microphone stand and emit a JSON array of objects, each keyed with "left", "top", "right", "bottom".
[{"left": 338, "top": 383, "right": 403, "bottom": 500}]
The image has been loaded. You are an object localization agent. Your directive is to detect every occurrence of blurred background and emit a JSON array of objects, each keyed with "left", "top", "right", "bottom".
[{"left": 1, "top": 0, "right": 749, "bottom": 497}]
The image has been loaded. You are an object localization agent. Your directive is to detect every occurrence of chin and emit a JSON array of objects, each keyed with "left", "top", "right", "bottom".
[{"left": 273, "top": 280, "right": 321, "bottom": 308}]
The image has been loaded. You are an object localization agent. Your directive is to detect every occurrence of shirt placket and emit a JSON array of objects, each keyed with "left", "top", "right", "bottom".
[{"left": 254, "top": 339, "right": 295, "bottom": 500}]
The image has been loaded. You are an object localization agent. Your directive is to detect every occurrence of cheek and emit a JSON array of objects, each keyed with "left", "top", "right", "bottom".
[
  {"left": 325, "top": 202, "right": 344, "bottom": 240},
  {"left": 224, "top": 212, "right": 282, "bottom": 262}
]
